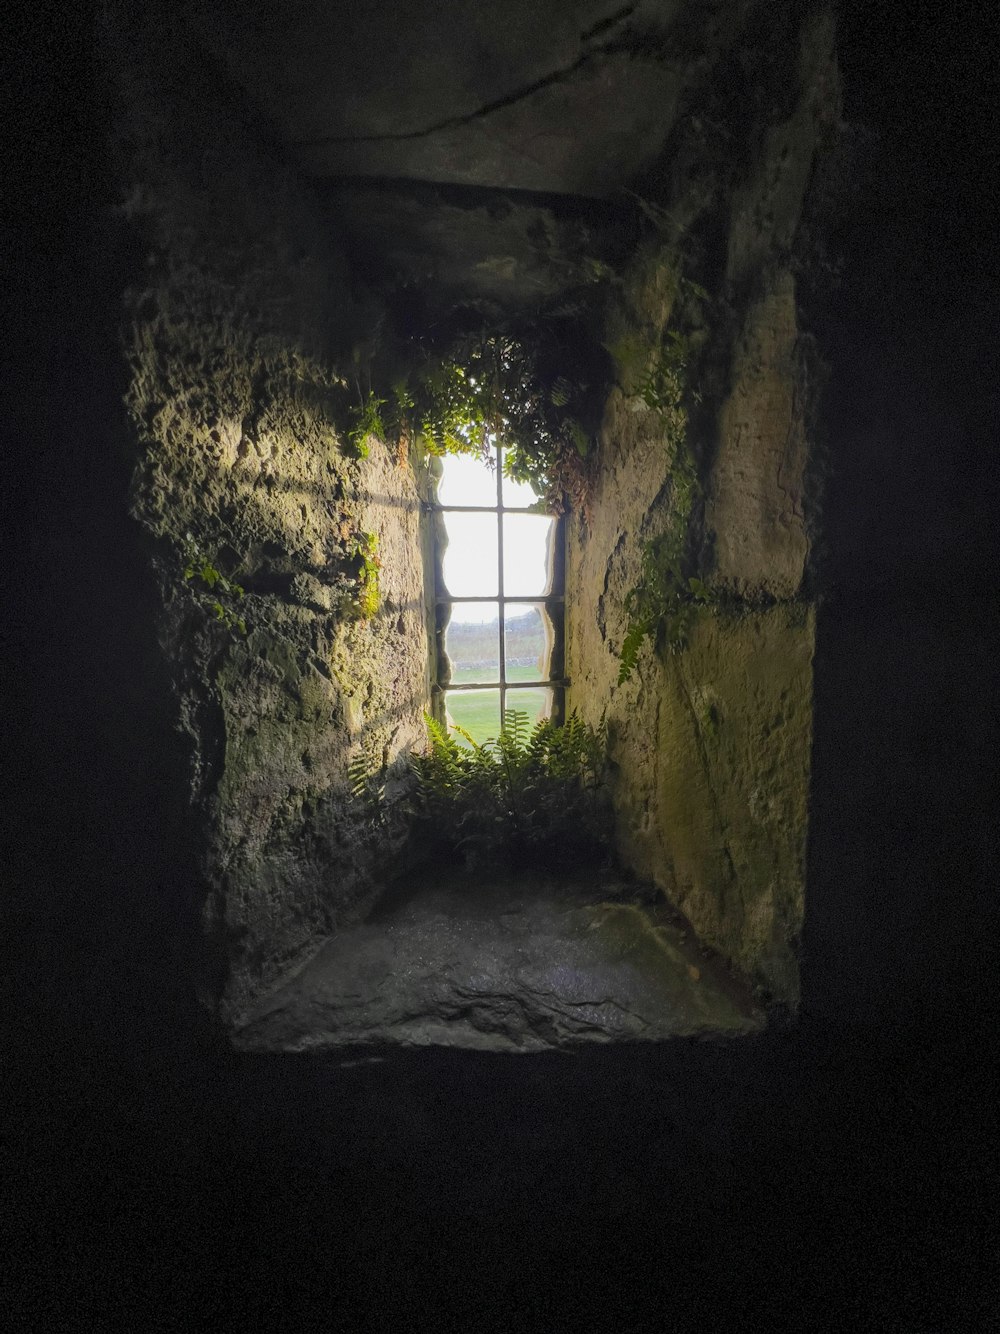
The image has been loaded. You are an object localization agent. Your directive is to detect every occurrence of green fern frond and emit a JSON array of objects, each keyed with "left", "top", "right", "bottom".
[
  {"left": 618, "top": 623, "right": 645, "bottom": 684},
  {"left": 500, "top": 708, "right": 530, "bottom": 755},
  {"left": 407, "top": 707, "right": 610, "bottom": 868},
  {"left": 424, "top": 712, "right": 455, "bottom": 756},
  {"left": 450, "top": 722, "right": 481, "bottom": 752}
]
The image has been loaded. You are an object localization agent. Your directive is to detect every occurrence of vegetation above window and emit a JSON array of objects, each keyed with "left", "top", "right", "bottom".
[
  {"left": 339, "top": 247, "right": 722, "bottom": 681},
  {"left": 344, "top": 313, "right": 611, "bottom": 515}
]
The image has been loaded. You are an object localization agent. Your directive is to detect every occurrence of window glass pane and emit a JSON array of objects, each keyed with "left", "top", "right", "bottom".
[
  {"left": 442, "top": 512, "right": 498, "bottom": 596},
  {"left": 445, "top": 604, "right": 499, "bottom": 683},
  {"left": 437, "top": 451, "right": 498, "bottom": 508},
  {"left": 503, "top": 686, "right": 553, "bottom": 728},
  {"left": 504, "top": 602, "right": 550, "bottom": 681},
  {"left": 502, "top": 513, "right": 554, "bottom": 596},
  {"left": 445, "top": 689, "right": 501, "bottom": 747},
  {"left": 501, "top": 463, "right": 541, "bottom": 509}
]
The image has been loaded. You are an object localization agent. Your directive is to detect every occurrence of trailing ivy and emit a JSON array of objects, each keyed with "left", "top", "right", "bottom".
[
  {"left": 618, "top": 540, "right": 713, "bottom": 683},
  {"left": 616, "top": 325, "right": 710, "bottom": 683},
  {"left": 400, "top": 329, "right": 604, "bottom": 512},
  {"left": 182, "top": 540, "right": 247, "bottom": 636},
  {"left": 341, "top": 313, "right": 610, "bottom": 514},
  {"left": 346, "top": 391, "right": 385, "bottom": 459}
]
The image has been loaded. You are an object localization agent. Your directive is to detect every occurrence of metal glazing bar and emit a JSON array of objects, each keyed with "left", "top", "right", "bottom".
[
  {"left": 432, "top": 505, "right": 542, "bottom": 514},
  {"left": 442, "top": 680, "right": 568, "bottom": 691},
  {"left": 436, "top": 595, "right": 564, "bottom": 605},
  {"left": 495, "top": 444, "right": 506, "bottom": 717}
]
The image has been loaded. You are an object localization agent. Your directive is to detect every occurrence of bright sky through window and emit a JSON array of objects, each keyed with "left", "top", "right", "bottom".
[{"left": 438, "top": 455, "right": 545, "bottom": 622}]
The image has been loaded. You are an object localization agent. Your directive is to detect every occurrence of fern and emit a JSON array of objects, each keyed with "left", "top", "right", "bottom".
[
  {"left": 617, "top": 622, "right": 646, "bottom": 686},
  {"left": 497, "top": 707, "right": 530, "bottom": 756},
  {"left": 347, "top": 742, "right": 388, "bottom": 819},
  {"left": 407, "top": 709, "right": 611, "bottom": 870}
]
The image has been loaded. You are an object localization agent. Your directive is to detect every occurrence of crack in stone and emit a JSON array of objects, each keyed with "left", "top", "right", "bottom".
[
  {"left": 580, "top": 3, "right": 637, "bottom": 43},
  {"left": 289, "top": 7, "right": 648, "bottom": 150},
  {"left": 672, "top": 654, "right": 739, "bottom": 913},
  {"left": 443, "top": 981, "right": 652, "bottom": 1034},
  {"left": 513, "top": 983, "right": 653, "bottom": 1029},
  {"left": 597, "top": 529, "right": 628, "bottom": 643},
  {"left": 775, "top": 368, "right": 807, "bottom": 526}
]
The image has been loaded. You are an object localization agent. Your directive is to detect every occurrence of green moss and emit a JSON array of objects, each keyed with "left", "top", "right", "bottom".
[
  {"left": 345, "top": 531, "right": 380, "bottom": 622},
  {"left": 607, "top": 331, "right": 652, "bottom": 392},
  {"left": 346, "top": 392, "right": 384, "bottom": 458},
  {"left": 618, "top": 441, "right": 708, "bottom": 683},
  {"left": 609, "top": 270, "right": 717, "bottom": 683}
]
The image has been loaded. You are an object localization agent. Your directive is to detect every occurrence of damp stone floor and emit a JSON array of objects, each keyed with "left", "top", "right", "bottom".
[{"left": 233, "top": 870, "right": 765, "bottom": 1055}]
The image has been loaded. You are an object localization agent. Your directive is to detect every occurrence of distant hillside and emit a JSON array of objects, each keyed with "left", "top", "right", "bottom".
[{"left": 447, "top": 611, "right": 547, "bottom": 670}]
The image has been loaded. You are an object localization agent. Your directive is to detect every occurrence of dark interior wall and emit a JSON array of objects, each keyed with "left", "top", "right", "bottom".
[
  {"left": 4, "top": 1, "right": 432, "bottom": 1017},
  {"left": 3, "top": 3, "right": 205, "bottom": 991},
  {"left": 802, "top": 0, "right": 999, "bottom": 1026},
  {"left": 565, "top": 6, "right": 837, "bottom": 1007}
]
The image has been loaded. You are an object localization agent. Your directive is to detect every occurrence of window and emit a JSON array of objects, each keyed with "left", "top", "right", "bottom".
[{"left": 432, "top": 445, "right": 564, "bottom": 744}]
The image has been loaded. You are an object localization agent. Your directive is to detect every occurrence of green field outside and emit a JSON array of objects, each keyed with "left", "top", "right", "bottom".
[
  {"left": 450, "top": 664, "right": 542, "bottom": 684},
  {"left": 445, "top": 666, "right": 551, "bottom": 745}
]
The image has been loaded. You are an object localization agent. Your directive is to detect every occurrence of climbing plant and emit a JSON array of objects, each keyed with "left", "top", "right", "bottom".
[
  {"left": 346, "top": 392, "right": 385, "bottom": 459},
  {"left": 401, "top": 328, "right": 604, "bottom": 513},
  {"left": 182, "top": 540, "right": 247, "bottom": 635},
  {"left": 615, "top": 325, "right": 711, "bottom": 683},
  {"left": 339, "top": 311, "right": 610, "bottom": 514}
]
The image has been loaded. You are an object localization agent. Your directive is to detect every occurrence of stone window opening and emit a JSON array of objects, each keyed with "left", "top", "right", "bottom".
[{"left": 430, "top": 443, "right": 566, "bottom": 744}]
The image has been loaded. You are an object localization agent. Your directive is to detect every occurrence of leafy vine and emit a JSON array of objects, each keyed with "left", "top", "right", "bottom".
[
  {"left": 616, "top": 328, "right": 711, "bottom": 683},
  {"left": 182, "top": 541, "right": 247, "bottom": 636},
  {"left": 339, "top": 316, "right": 610, "bottom": 515}
]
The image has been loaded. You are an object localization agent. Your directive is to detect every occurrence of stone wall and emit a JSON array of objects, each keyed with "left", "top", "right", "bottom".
[
  {"left": 102, "top": 2, "right": 429, "bottom": 1017},
  {"left": 566, "top": 8, "right": 837, "bottom": 1004},
  {"left": 91, "top": 0, "right": 839, "bottom": 1016}
]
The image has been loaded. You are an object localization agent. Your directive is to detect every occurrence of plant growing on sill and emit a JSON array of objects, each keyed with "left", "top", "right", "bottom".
[{"left": 408, "top": 708, "right": 610, "bottom": 870}]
